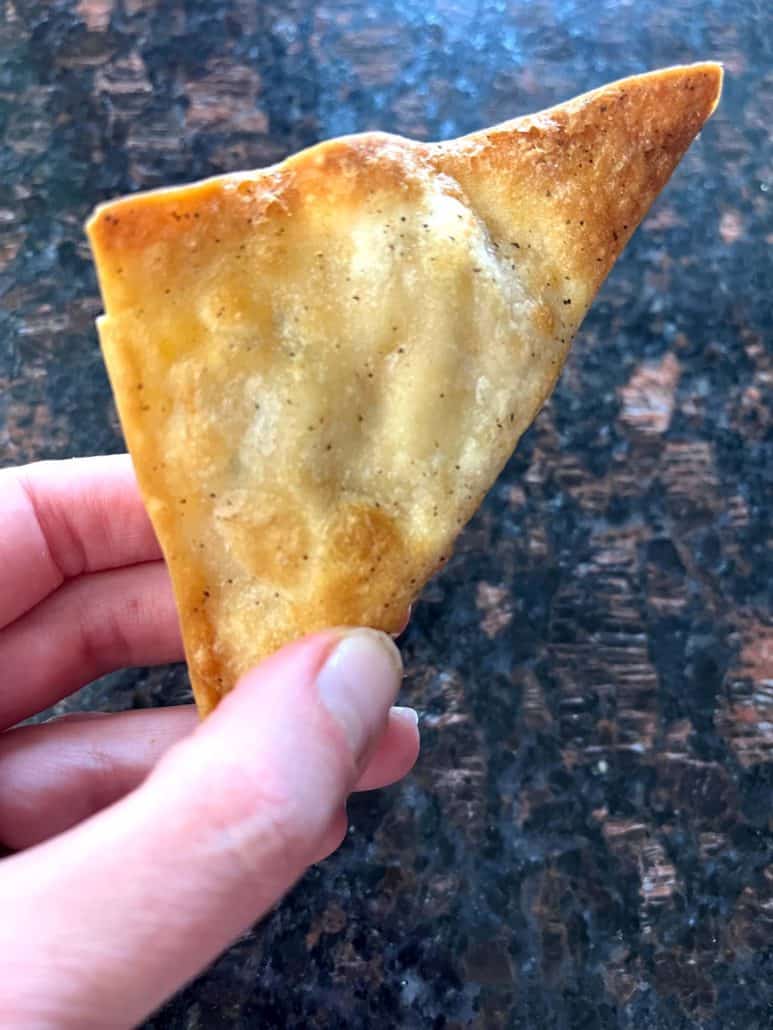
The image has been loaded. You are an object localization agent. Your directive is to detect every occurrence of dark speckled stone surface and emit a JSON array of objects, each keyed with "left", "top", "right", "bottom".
[{"left": 2, "top": 1, "right": 772, "bottom": 1027}]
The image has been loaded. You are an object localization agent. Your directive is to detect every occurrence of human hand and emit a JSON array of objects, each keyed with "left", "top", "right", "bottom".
[{"left": 0, "top": 455, "right": 419, "bottom": 1027}]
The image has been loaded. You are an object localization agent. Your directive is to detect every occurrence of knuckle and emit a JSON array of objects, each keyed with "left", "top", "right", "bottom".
[
  {"left": 75, "top": 590, "right": 133, "bottom": 675},
  {"left": 180, "top": 756, "right": 312, "bottom": 881}
]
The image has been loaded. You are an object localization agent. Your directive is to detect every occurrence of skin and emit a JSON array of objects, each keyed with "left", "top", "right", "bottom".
[{"left": 0, "top": 455, "right": 419, "bottom": 1028}]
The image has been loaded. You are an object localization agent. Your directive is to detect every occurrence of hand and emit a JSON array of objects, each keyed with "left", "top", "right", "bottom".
[{"left": 0, "top": 456, "right": 419, "bottom": 1028}]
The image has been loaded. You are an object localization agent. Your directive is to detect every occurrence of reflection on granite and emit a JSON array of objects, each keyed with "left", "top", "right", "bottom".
[{"left": 1, "top": 1, "right": 771, "bottom": 1027}]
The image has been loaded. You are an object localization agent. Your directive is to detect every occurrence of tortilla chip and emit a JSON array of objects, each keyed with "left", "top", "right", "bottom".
[{"left": 87, "top": 63, "right": 722, "bottom": 714}]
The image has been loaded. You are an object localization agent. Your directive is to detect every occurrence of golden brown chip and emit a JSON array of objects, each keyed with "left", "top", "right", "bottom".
[{"left": 87, "top": 63, "right": 722, "bottom": 714}]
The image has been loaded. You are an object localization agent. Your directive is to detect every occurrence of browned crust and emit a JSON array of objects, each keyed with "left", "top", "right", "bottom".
[
  {"left": 436, "top": 62, "right": 722, "bottom": 294},
  {"left": 87, "top": 64, "right": 722, "bottom": 714},
  {"left": 88, "top": 63, "right": 721, "bottom": 281}
]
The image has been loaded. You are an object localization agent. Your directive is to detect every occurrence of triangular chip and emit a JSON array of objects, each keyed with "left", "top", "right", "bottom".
[{"left": 87, "top": 63, "right": 722, "bottom": 714}]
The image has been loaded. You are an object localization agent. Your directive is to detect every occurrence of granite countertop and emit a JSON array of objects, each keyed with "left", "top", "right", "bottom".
[{"left": 1, "top": 2, "right": 771, "bottom": 1027}]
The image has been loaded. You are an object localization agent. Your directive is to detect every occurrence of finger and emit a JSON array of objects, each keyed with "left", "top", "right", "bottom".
[
  {"left": 0, "top": 705, "right": 419, "bottom": 850},
  {"left": 0, "top": 707, "right": 196, "bottom": 850},
  {"left": 0, "top": 561, "right": 183, "bottom": 730},
  {"left": 354, "top": 707, "right": 419, "bottom": 792},
  {"left": 0, "top": 629, "right": 411, "bottom": 1029},
  {"left": 0, "top": 455, "right": 159, "bottom": 629}
]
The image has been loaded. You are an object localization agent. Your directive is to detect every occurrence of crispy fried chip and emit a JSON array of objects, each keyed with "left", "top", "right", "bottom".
[{"left": 87, "top": 63, "right": 722, "bottom": 713}]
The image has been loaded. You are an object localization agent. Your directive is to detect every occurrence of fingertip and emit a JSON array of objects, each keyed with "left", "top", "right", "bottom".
[
  {"left": 388, "top": 706, "right": 420, "bottom": 772},
  {"left": 352, "top": 706, "right": 420, "bottom": 793},
  {"left": 391, "top": 705, "right": 419, "bottom": 729}
]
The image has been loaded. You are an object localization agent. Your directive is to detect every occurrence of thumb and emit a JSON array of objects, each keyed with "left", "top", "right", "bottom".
[{"left": 0, "top": 629, "right": 404, "bottom": 1030}]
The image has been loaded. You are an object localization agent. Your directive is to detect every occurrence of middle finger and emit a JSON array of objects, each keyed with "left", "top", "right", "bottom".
[
  {"left": 0, "top": 705, "right": 420, "bottom": 850},
  {"left": 0, "top": 561, "right": 183, "bottom": 730}
]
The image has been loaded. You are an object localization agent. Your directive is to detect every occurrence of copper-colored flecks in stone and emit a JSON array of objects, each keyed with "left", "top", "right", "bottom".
[
  {"left": 619, "top": 351, "right": 681, "bottom": 436},
  {"left": 718, "top": 619, "right": 773, "bottom": 767}
]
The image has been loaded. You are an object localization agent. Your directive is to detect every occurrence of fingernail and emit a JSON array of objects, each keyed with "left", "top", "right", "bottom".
[
  {"left": 316, "top": 629, "right": 403, "bottom": 757},
  {"left": 391, "top": 705, "right": 419, "bottom": 728}
]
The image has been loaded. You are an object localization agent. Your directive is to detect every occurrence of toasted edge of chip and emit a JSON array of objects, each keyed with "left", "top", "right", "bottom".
[{"left": 87, "top": 64, "right": 722, "bottom": 714}]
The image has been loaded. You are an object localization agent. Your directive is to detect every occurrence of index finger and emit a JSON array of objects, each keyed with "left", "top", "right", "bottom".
[{"left": 0, "top": 455, "right": 161, "bottom": 629}]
